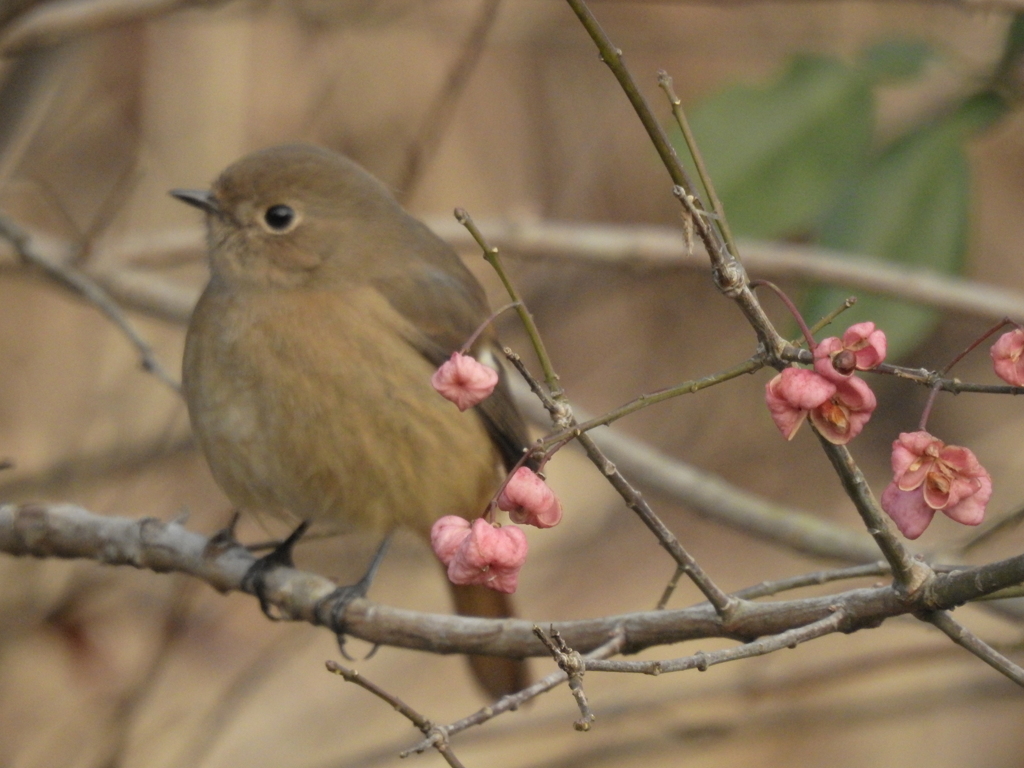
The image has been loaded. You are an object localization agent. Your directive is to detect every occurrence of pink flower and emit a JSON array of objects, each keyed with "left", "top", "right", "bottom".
[
  {"left": 497, "top": 467, "right": 563, "bottom": 528},
  {"left": 766, "top": 367, "right": 877, "bottom": 444},
  {"left": 880, "top": 431, "right": 992, "bottom": 539},
  {"left": 808, "top": 375, "right": 877, "bottom": 445},
  {"left": 814, "top": 322, "right": 887, "bottom": 382},
  {"left": 431, "top": 352, "right": 499, "bottom": 411},
  {"left": 430, "top": 516, "right": 528, "bottom": 594},
  {"left": 991, "top": 328, "right": 1024, "bottom": 386},
  {"left": 430, "top": 515, "right": 473, "bottom": 563},
  {"left": 765, "top": 368, "right": 836, "bottom": 440}
]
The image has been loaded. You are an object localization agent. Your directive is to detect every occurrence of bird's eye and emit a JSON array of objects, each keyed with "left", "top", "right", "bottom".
[{"left": 263, "top": 204, "right": 296, "bottom": 232}]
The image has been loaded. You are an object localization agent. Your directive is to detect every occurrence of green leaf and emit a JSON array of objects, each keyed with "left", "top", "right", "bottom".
[
  {"left": 680, "top": 55, "right": 872, "bottom": 239},
  {"left": 859, "top": 40, "right": 933, "bottom": 83},
  {"left": 802, "top": 97, "right": 1003, "bottom": 357}
]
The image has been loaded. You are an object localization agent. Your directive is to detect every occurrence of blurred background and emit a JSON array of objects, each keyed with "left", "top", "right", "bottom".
[{"left": 1, "top": 1, "right": 1024, "bottom": 766}]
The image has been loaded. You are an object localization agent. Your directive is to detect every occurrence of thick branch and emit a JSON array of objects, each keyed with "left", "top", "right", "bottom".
[{"left": 4, "top": 503, "right": 1024, "bottom": 660}]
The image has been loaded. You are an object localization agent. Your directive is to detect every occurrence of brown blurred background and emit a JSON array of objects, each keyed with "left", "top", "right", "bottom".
[{"left": 1, "top": 1, "right": 1024, "bottom": 766}]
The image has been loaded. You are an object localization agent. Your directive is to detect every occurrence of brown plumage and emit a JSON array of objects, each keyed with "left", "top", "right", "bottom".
[{"left": 177, "top": 144, "right": 529, "bottom": 697}]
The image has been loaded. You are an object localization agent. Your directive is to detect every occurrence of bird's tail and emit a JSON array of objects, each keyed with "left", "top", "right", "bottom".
[{"left": 447, "top": 581, "right": 529, "bottom": 699}]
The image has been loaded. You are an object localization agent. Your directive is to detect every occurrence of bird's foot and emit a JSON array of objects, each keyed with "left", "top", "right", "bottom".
[
  {"left": 241, "top": 520, "right": 311, "bottom": 620},
  {"left": 315, "top": 535, "right": 392, "bottom": 656},
  {"left": 205, "top": 510, "right": 245, "bottom": 556}
]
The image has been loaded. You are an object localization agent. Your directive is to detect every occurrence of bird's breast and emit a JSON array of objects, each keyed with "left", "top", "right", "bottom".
[{"left": 183, "top": 284, "right": 500, "bottom": 536}]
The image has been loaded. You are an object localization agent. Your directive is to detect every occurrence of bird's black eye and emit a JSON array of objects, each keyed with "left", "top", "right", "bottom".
[{"left": 263, "top": 204, "right": 296, "bottom": 232}]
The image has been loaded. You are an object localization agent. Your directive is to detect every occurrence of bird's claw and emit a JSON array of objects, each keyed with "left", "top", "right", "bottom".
[{"left": 241, "top": 520, "right": 311, "bottom": 621}]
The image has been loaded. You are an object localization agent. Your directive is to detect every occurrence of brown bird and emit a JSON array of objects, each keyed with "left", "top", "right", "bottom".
[{"left": 173, "top": 143, "right": 530, "bottom": 697}]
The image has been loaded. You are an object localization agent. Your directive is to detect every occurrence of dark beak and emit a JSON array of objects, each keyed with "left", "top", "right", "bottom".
[{"left": 170, "top": 188, "right": 220, "bottom": 215}]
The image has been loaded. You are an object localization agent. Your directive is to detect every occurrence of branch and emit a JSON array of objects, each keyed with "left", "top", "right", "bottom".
[
  {"left": 402, "top": 629, "right": 626, "bottom": 754},
  {"left": 0, "top": 213, "right": 181, "bottom": 392},
  {"left": 395, "top": 0, "right": 502, "bottom": 199},
  {"left": 815, "top": 436, "right": 932, "bottom": 593},
  {"left": 923, "top": 611, "right": 1024, "bottom": 688},
  {"left": 425, "top": 217, "right": 1024, "bottom": 323},
  {"left": 1, "top": 223, "right": 888, "bottom": 567},
  {"left": 564, "top": 0, "right": 784, "bottom": 355},
  {"left": 592, "top": 0, "right": 1024, "bottom": 12},
  {"left": 509, "top": 376, "right": 882, "bottom": 564},
  {"left": 12, "top": 219, "right": 1024, "bottom": 328},
  {"left": 0, "top": 0, "right": 219, "bottom": 55},
  {"left": 326, "top": 662, "right": 468, "bottom": 768},
  {"left": 585, "top": 609, "right": 845, "bottom": 674},
  {"left": 4, "top": 503, "right": 1024, "bottom": 660}
]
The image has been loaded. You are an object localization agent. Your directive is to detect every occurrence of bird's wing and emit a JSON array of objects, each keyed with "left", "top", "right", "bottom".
[{"left": 371, "top": 220, "right": 532, "bottom": 471}]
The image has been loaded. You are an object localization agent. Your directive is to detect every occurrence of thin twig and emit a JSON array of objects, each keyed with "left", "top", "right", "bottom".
[
  {"left": 326, "top": 662, "right": 467, "bottom": 768},
  {"left": 923, "top": 611, "right": 1024, "bottom": 688},
  {"left": 574, "top": 430, "right": 741, "bottom": 618},
  {"left": 533, "top": 626, "right": 595, "bottom": 731},
  {"left": 805, "top": 297, "right": 858, "bottom": 339},
  {"left": 733, "top": 562, "right": 891, "bottom": 600},
  {"left": 460, "top": 212, "right": 738, "bottom": 616},
  {"left": 656, "top": 565, "right": 686, "bottom": 609},
  {"left": 564, "top": 0, "right": 784, "bottom": 354},
  {"left": 657, "top": 69, "right": 739, "bottom": 259},
  {"left": 507, "top": 377, "right": 882, "bottom": 564},
  {"left": 541, "top": 355, "right": 765, "bottom": 445},
  {"left": 456, "top": 207, "right": 563, "bottom": 399},
  {"left": 872, "top": 362, "right": 1024, "bottom": 395},
  {"left": 0, "top": 213, "right": 181, "bottom": 393},
  {"left": 503, "top": 347, "right": 561, "bottom": 418},
  {"left": 585, "top": 609, "right": 846, "bottom": 674},
  {"left": 21, "top": 219, "right": 1024, "bottom": 328},
  {"left": 402, "top": 629, "right": 626, "bottom": 756},
  {"left": 814, "top": 436, "right": 932, "bottom": 593}
]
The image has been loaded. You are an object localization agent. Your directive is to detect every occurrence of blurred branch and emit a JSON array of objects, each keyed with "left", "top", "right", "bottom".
[
  {"left": 29, "top": 225, "right": 202, "bottom": 322},
  {"left": 395, "top": 0, "right": 501, "bottom": 200},
  {"left": 99, "top": 579, "right": 199, "bottom": 766},
  {"left": 11, "top": 218, "right": 1024, "bottom": 327},
  {"left": 959, "top": 503, "right": 1024, "bottom": 555},
  {"left": 0, "top": 0, "right": 223, "bottom": 55},
  {"left": 91, "top": 266, "right": 199, "bottom": 323},
  {"left": 6, "top": 219, "right": 1019, "bottom": 569},
  {"left": 426, "top": 217, "right": 1024, "bottom": 323},
  {"left": 4, "top": 503, "right": 1024, "bottom": 661},
  {"left": 0, "top": 435, "right": 194, "bottom": 499},
  {"left": 0, "top": 213, "right": 181, "bottom": 392},
  {"left": 592, "top": 0, "right": 1024, "bottom": 10},
  {"left": 0, "top": 219, "right": 889, "bottom": 566},
  {"left": 173, "top": 630, "right": 316, "bottom": 768}
]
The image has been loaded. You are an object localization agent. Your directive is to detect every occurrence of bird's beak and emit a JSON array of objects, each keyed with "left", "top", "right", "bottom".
[{"left": 170, "top": 188, "right": 220, "bottom": 215}]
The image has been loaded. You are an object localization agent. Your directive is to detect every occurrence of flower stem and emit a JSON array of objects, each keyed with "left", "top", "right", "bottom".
[
  {"left": 750, "top": 280, "right": 816, "bottom": 350},
  {"left": 455, "top": 208, "right": 563, "bottom": 398},
  {"left": 460, "top": 301, "right": 521, "bottom": 354}
]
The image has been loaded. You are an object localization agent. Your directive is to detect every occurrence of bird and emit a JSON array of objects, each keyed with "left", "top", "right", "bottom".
[{"left": 173, "top": 143, "right": 530, "bottom": 698}]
